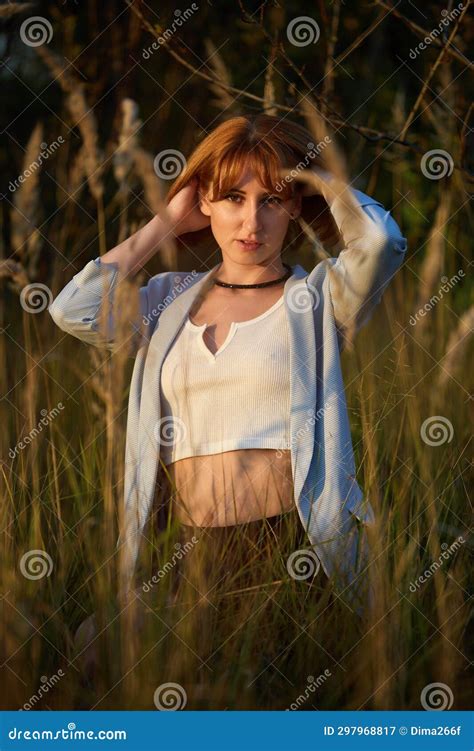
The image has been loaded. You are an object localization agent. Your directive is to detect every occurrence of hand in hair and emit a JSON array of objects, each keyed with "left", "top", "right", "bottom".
[{"left": 165, "top": 176, "right": 211, "bottom": 236}]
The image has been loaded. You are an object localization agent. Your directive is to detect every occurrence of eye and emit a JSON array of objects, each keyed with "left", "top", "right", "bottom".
[{"left": 223, "top": 193, "right": 282, "bottom": 206}]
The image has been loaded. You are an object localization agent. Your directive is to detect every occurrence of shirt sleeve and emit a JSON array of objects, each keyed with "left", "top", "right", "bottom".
[
  {"left": 48, "top": 257, "right": 152, "bottom": 356},
  {"left": 312, "top": 168, "right": 408, "bottom": 347}
]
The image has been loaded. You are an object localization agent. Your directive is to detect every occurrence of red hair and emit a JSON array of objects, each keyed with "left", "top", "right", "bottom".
[{"left": 166, "top": 113, "right": 340, "bottom": 253}]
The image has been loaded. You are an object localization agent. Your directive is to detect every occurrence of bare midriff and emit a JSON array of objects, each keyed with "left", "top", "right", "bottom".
[
  {"left": 168, "top": 448, "right": 295, "bottom": 527},
  {"left": 165, "top": 279, "right": 295, "bottom": 527}
]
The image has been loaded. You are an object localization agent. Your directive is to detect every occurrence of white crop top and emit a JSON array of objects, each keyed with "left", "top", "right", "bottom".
[{"left": 158, "top": 294, "right": 291, "bottom": 465}]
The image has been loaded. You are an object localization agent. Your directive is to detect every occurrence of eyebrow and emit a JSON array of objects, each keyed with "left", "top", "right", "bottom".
[{"left": 227, "top": 188, "right": 280, "bottom": 196}]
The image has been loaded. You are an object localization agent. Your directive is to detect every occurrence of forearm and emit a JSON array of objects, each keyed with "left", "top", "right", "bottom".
[
  {"left": 311, "top": 168, "right": 407, "bottom": 255},
  {"left": 100, "top": 213, "right": 177, "bottom": 276},
  {"left": 307, "top": 168, "right": 408, "bottom": 341},
  {"left": 48, "top": 213, "right": 176, "bottom": 350}
]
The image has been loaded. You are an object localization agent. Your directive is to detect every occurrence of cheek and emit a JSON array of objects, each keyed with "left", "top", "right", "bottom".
[
  {"left": 269, "top": 212, "right": 290, "bottom": 234},
  {"left": 209, "top": 207, "right": 238, "bottom": 230},
  {"left": 206, "top": 211, "right": 229, "bottom": 244}
]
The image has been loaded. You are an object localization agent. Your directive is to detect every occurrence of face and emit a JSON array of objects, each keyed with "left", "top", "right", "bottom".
[{"left": 199, "top": 165, "right": 301, "bottom": 268}]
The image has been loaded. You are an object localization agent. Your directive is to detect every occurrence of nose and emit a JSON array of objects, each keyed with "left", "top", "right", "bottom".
[{"left": 242, "top": 201, "right": 263, "bottom": 234}]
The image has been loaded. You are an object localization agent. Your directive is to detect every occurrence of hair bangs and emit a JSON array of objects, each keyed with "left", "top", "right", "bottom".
[
  {"left": 166, "top": 113, "right": 341, "bottom": 250},
  {"left": 206, "top": 141, "right": 298, "bottom": 202}
]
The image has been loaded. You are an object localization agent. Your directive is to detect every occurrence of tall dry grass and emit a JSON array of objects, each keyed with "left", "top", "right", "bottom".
[{"left": 1, "top": 86, "right": 471, "bottom": 711}]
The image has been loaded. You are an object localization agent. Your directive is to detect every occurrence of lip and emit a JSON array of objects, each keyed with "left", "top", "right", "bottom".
[{"left": 236, "top": 239, "right": 262, "bottom": 250}]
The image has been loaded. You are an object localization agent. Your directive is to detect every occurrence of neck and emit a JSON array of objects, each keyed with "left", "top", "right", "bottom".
[{"left": 216, "top": 258, "right": 287, "bottom": 286}]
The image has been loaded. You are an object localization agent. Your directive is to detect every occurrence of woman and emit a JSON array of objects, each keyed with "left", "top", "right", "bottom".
[{"left": 49, "top": 114, "right": 407, "bottom": 655}]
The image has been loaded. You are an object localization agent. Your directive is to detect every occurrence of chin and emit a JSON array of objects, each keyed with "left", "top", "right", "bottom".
[{"left": 224, "top": 246, "right": 281, "bottom": 265}]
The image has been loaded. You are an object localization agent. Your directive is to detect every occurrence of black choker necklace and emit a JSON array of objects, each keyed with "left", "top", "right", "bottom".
[{"left": 214, "top": 263, "right": 292, "bottom": 289}]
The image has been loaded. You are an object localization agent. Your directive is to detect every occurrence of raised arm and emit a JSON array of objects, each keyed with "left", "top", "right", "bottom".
[
  {"left": 48, "top": 253, "right": 150, "bottom": 356},
  {"left": 48, "top": 178, "right": 209, "bottom": 355},
  {"left": 307, "top": 168, "right": 408, "bottom": 348}
]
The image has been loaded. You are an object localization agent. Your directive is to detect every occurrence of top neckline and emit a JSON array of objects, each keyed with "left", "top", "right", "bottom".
[{"left": 186, "top": 293, "right": 285, "bottom": 331}]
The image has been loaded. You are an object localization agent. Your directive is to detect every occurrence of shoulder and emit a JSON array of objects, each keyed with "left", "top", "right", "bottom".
[
  {"left": 144, "top": 269, "right": 204, "bottom": 321},
  {"left": 306, "top": 257, "right": 338, "bottom": 289},
  {"left": 145, "top": 269, "right": 203, "bottom": 296}
]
